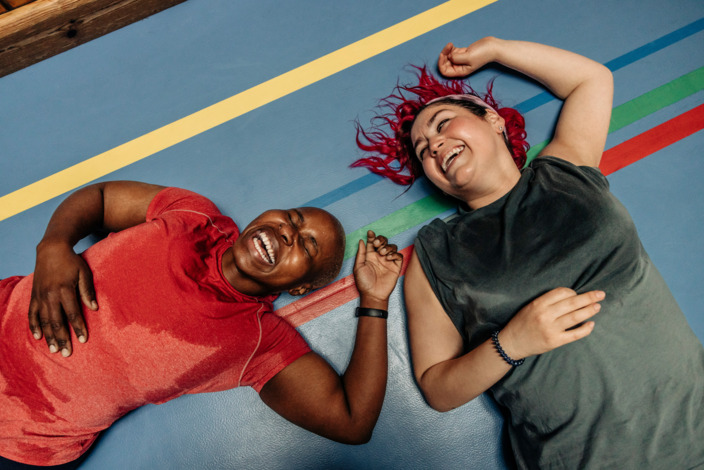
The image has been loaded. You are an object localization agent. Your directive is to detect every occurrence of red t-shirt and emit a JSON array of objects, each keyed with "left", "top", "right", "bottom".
[{"left": 0, "top": 188, "right": 311, "bottom": 466}]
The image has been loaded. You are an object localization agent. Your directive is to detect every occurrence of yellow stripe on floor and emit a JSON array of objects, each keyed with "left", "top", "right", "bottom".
[{"left": 0, "top": 0, "right": 495, "bottom": 222}]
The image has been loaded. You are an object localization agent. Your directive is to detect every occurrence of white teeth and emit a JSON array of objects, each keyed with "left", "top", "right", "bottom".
[
  {"left": 254, "top": 232, "right": 276, "bottom": 264},
  {"left": 261, "top": 232, "right": 275, "bottom": 263},
  {"left": 441, "top": 146, "right": 463, "bottom": 172}
]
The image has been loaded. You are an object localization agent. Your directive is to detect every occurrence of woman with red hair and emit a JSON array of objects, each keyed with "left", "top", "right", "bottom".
[{"left": 355, "top": 37, "right": 704, "bottom": 469}]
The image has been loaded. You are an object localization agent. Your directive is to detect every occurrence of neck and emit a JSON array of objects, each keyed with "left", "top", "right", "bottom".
[
  {"left": 464, "top": 165, "right": 521, "bottom": 210},
  {"left": 221, "top": 247, "right": 271, "bottom": 298}
]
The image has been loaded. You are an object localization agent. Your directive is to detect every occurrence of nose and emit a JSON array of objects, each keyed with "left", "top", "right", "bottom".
[
  {"left": 429, "top": 136, "right": 444, "bottom": 157},
  {"left": 279, "top": 222, "right": 295, "bottom": 246}
]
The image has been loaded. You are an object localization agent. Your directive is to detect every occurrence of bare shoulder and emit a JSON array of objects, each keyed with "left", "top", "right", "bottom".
[{"left": 404, "top": 251, "right": 463, "bottom": 380}]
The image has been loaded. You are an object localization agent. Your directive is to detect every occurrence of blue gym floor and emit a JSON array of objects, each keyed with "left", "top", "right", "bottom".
[{"left": 1, "top": 0, "right": 702, "bottom": 468}]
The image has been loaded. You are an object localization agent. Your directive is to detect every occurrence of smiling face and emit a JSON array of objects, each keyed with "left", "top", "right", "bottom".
[
  {"left": 224, "top": 207, "right": 345, "bottom": 297},
  {"left": 410, "top": 102, "right": 518, "bottom": 207}
]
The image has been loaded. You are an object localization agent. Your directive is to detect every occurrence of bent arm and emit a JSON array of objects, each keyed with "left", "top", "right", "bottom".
[
  {"left": 404, "top": 252, "right": 510, "bottom": 411},
  {"left": 489, "top": 38, "right": 613, "bottom": 167},
  {"left": 259, "top": 310, "right": 388, "bottom": 444},
  {"left": 29, "top": 181, "right": 166, "bottom": 355},
  {"left": 440, "top": 37, "right": 613, "bottom": 167},
  {"left": 259, "top": 231, "right": 402, "bottom": 443},
  {"left": 39, "top": 181, "right": 167, "bottom": 246},
  {"left": 404, "top": 251, "right": 604, "bottom": 412}
]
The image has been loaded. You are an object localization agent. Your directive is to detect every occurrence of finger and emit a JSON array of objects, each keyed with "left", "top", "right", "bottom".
[
  {"left": 366, "top": 231, "right": 377, "bottom": 253},
  {"left": 560, "top": 320, "right": 596, "bottom": 345},
  {"left": 78, "top": 267, "right": 98, "bottom": 311},
  {"left": 377, "top": 243, "right": 398, "bottom": 257},
  {"left": 553, "top": 290, "right": 605, "bottom": 318},
  {"left": 557, "top": 302, "right": 601, "bottom": 331},
  {"left": 438, "top": 44, "right": 453, "bottom": 65},
  {"left": 28, "top": 299, "right": 43, "bottom": 340},
  {"left": 385, "top": 251, "right": 404, "bottom": 268},
  {"left": 61, "top": 288, "right": 88, "bottom": 345},
  {"left": 537, "top": 287, "right": 579, "bottom": 307},
  {"left": 371, "top": 235, "right": 388, "bottom": 251},
  {"left": 39, "top": 308, "right": 59, "bottom": 354},
  {"left": 43, "top": 301, "right": 72, "bottom": 357},
  {"left": 354, "top": 239, "right": 367, "bottom": 270}
]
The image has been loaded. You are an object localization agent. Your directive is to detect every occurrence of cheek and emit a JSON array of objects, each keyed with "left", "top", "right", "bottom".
[
  {"left": 422, "top": 161, "right": 452, "bottom": 190},
  {"left": 281, "top": 255, "right": 313, "bottom": 281}
]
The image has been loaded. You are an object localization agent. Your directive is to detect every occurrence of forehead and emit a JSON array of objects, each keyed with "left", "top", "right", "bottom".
[
  {"left": 412, "top": 103, "right": 458, "bottom": 135},
  {"left": 298, "top": 207, "right": 341, "bottom": 242},
  {"left": 298, "top": 207, "right": 343, "bottom": 271},
  {"left": 412, "top": 102, "right": 488, "bottom": 139}
]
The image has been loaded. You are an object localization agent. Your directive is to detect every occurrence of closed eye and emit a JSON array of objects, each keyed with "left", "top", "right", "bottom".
[{"left": 437, "top": 118, "right": 449, "bottom": 132}]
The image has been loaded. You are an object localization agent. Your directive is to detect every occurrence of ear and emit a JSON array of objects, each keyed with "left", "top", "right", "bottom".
[
  {"left": 288, "top": 284, "right": 312, "bottom": 296},
  {"left": 485, "top": 110, "right": 505, "bottom": 134}
]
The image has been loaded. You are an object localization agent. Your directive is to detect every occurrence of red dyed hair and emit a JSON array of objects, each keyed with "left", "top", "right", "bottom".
[{"left": 353, "top": 66, "right": 529, "bottom": 186}]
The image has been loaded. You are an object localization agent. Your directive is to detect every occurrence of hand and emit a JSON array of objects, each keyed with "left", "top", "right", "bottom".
[
  {"left": 28, "top": 240, "right": 98, "bottom": 357},
  {"left": 437, "top": 37, "right": 498, "bottom": 78},
  {"left": 353, "top": 231, "right": 403, "bottom": 308},
  {"left": 498, "top": 287, "right": 604, "bottom": 360}
]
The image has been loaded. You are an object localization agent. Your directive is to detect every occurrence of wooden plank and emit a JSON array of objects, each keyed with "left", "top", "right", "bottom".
[
  {"left": 5, "top": 0, "right": 37, "bottom": 9},
  {"left": 0, "top": 0, "right": 186, "bottom": 78}
]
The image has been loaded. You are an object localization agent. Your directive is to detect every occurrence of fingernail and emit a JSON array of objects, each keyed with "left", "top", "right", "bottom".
[
  {"left": 33, "top": 332, "right": 41, "bottom": 340},
  {"left": 91, "top": 301, "right": 98, "bottom": 309},
  {"left": 596, "top": 291, "right": 605, "bottom": 299},
  {"left": 78, "top": 335, "right": 86, "bottom": 343},
  {"left": 49, "top": 345, "right": 58, "bottom": 353},
  {"left": 61, "top": 348, "right": 70, "bottom": 357}
]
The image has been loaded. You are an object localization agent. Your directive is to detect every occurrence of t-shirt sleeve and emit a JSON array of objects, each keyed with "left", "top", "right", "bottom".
[
  {"left": 532, "top": 155, "right": 610, "bottom": 190},
  {"left": 242, "top": 312, "right": 312, "bottom": 393},
  {"left": 147, "top": 187, "right": 223, "bottom": 221}
]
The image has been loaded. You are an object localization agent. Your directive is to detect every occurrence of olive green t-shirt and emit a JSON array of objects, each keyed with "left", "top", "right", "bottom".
[{"left": 415, "top": 157, "right": 704, "bottom": 469}]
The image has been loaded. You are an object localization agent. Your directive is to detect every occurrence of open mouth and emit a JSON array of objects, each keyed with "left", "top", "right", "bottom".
[
  {"left": 253, "top": 231, "right": 276, "bottom": 265},
  {"left": 441, "top": 145, "right": 464, "bottom": 172}
]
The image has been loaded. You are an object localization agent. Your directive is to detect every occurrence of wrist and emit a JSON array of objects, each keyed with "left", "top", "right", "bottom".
[
  {"left": 489, "top": 37, "right": 508, "bottom": 65},
  {"left": 492, "top": 330, "right": 524, "bottom": 367},
  {"left": 36, "top": 237, "right": 74, "bottom": 254},
  {"left": 358, "top": 294, "right": 389, "bottom": 311},
  {"left": 495, "top": 328, "right": 524, "bottom": 362},
  {"left": 355, "top": 307, "right": 388, "bottom": 319}
]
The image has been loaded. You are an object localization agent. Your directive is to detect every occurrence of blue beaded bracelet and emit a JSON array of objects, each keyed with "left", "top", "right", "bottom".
[{"left": 491, "top": 330, "right": 524, "bottom": 367}]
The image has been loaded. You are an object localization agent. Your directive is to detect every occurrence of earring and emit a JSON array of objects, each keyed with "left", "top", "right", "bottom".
[{"left": 499, "top": 126, "right": 504, "bottom": 131}]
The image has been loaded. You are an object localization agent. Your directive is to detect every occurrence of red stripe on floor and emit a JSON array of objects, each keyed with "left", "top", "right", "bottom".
[
  {"left": 276, "top": 245, "right": 413, "bottom": 327},
  {"left": 600, "top": 104, "right": 704, "bottom": 175},
  {"left": 276, "top": 105, "right": 704, "bottom": 327}
]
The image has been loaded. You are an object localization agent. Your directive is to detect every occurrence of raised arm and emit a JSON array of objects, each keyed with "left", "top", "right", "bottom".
[
  {"left": 438, "top": 37, "right": 613, "bottom": 167},
  {"left": 405, "top": 251, "right": 604, "bottom": 412},
  {"left": 259, "top": 231, "right": 402, "bottom": 444},
  {"left": 29, "top": 181, "right": 166, "bottom": 356}
]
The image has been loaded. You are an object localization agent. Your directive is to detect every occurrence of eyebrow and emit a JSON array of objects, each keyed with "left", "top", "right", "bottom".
[
  {"left": 294, "top": 209, "right": 319, "bottom": 254},
  {"left": 413, "top": 108, "right": 444, "bottom": 153},
  {"left": 294, "top": 208, "right": 305, "bottom": 224}
]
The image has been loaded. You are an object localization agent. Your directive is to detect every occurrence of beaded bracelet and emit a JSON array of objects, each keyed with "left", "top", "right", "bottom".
[
  {"left": 355, "top": 307, "right": 388, "bottom": 319},
  {"left": 491, "top": 330, "right": 524, "bottom": 367}
]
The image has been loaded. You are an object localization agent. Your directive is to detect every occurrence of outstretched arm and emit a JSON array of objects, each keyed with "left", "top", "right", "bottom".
[
  {"left": 404, "top": 251, "right": 603, "bottom": 412},
  {"left": 438, "top": 37, "right": 613, "bottom": 167},
  {"left": 259, "top": 231, "right": 403, "bottom": 444},
  {"left": 29, "top": 181, "right": 166, "bottom": 356}
]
